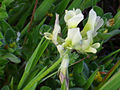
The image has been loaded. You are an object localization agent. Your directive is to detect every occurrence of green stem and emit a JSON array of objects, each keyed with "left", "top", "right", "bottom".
[{"left": 40, "top": 71, "right": 58, "bottom": 83}]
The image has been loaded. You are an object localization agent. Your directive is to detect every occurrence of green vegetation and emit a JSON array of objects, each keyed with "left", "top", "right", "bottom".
[{"left": 0, "top": 0, "right": 120, "bottom": 90}]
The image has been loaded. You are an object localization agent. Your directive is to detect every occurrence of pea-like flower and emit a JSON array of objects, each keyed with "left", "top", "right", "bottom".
[
  {"left": 63, "top": 28, "right": 82, "bottom": 49},
  {"left": 44, "top": 14, "right": 61, "bottom": 45},
  {"left": 64, "top": 8, "right": 84, "bottom": 28},
  {"left": 64, "top": 9, "right": 104, "bottom": 53},
  {"left": 81, "top": 9, "right": 104, "bottom": 38}
]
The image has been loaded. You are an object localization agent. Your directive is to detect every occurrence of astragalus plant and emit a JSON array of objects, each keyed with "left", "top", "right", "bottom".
[
  {"left": 1, "top": 0, "right": 120, "bottom": 90},
  {"left": 44, "top": 8, "right": 104, "bottom": 90}
]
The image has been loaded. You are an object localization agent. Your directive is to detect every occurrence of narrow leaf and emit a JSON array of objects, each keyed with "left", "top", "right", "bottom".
[
  {"left": 84, "top": 68, "right": 99, "bottom": 89},
  {"left": 34, "top": 0, "right": 55, "bottom": 22},
  {"left": 100, "top": 70, "right": 120, "bottom": 90},
  {"left": 17, "top": 38, "right": 48, "bottom": 90},
  {"left": 97, "top": 60, "right": 120, "bottom": 89},
  {"left": 100, "top": 49, "right": 120, "bottom": 63},
  {"left": 56, "top": 0, "right": 70, "bottom": 15}
]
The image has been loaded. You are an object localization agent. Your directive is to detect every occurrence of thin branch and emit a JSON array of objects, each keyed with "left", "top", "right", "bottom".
[
  {"left": 70, "top": 55, "right": 90, "bottom": 66},
  {"left": 23, "top": 0, "right": 38, "bottom": 45},
  {"left": 27, "top": 0, "right": 38, "bottom": 32}
]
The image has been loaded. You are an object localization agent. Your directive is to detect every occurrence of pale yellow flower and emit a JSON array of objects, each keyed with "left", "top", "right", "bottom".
[
  {"left": 64, "top": 9, "right": 103, "bottom": 53},
  {"left": 64, "top": 8, "right": 84, "bottom": 28}
]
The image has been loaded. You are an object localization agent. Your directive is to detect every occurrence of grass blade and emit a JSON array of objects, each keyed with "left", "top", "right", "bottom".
[
  {"left": 100, "top": 49, "right": 120, "bottom": 63},
  {"left": 17, "top": 37, "right": 48, "bottom": 90},
  {"left": 97, "top": 60, "right": 120, "bottom": 89},
  {"left": 34, "top": 0, "right": 55, "bottom": 22},
  {"left": 84, "top": 68, "right": 99, "bottom": 90},
  {"left": 56, "top": 0, "right": 70, "bottom": 15},
  {"left": 100, "top": 70, "right": 120, "bottom": 90},
  {"left": 68, "top": 0, "right": 83, "bottom": 10},
  {"left": 23, "top": 57, "right": 63, "bottom": 90}
]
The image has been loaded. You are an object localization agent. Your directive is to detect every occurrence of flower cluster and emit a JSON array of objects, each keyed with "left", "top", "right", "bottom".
[
  {"left": 45, "top": 9, "right": 104, "bottom": 54},
  {"left": 44, "top": 8, "right": 104, "bottom": 89},
  {"left": 64, "top": 9, "right": 104, "bottom": 54}
]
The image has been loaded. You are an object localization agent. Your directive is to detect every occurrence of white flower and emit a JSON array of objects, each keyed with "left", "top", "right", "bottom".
[
  {"left": 43, "top": 8, "right": 104, "bottom": 90},
  {"left": 44, "top": 14, "right": 61, "bottom": 45},
  {"left": 81, "top": 30, "right": 100, "bottom": 53},
  {"left": 64, "top": 28, "right": 100, "bottom": 53},
  {"left": 63, "top": 9, "right": 103, "bottom": 53},
  {"left": 81, "top": 9, "right": 104, "bottom": 38},
  {"left": 64, "top": 8, "right": 84, "bottom": 28},
  {"left": 52, "top": 14, "right": 61, "bottom": 45},
  {"left": 63, "top": 28, "right": 82, "bottom": 49},
  {"left": 45, "top": 9, "right": 103, "bottom": 54},
  {"left": 74, "top": 9, "right": 103, "bottom": 53}
]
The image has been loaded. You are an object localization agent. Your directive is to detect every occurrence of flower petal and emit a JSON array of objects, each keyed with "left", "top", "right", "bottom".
[
  {"left": 64, "top": 8, "right": 84, "bottom": 28},
  {"left": 79, "top": 30, "right": 93, "bottom": 52},
  {"left": 92, "top": 43, "right": 100, "bottom": 49},
  {"left": 66, "top": 28, "right": 82, "bottom": 46},
  {"left": 52, "top": 14, "right": 61, "bottom": 45},
  {"left": 81, "top": 9, "right": 97, "bottom": 37},
  {"left": 93, "top": 16, "right": 104, "bottom": 37},
  {"left": 75, "top": 9, "right": 82, "bottom": 14},
  {"left": 67, "top": 13, "right": 84, "bottom": 28},
  {"left": 95, "top": 16, "right": 104, "bottom": 31},
  {"left": 72, "top": 29, "right": 82, "bottom": 46},
  {"left": 64, "top": 10, "right": 75, "bottom": 22},
  {"left": 85, "top": 47, "right": 97, "bottom": 53}
]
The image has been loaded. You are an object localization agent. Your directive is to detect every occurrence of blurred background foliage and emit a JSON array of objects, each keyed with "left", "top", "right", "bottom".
[{"left": 0, "top": 0, "right": 120, "bottom": 90}]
